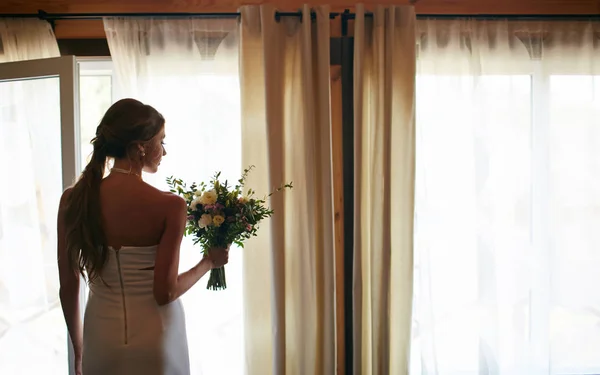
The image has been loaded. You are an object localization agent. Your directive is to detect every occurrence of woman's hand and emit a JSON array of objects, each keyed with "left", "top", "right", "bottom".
[{"left": 204, "top": 245, "right": 230, "bottom": 269}]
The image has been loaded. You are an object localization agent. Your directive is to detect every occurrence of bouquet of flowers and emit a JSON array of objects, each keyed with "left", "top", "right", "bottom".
[{"left": 166, "top": 166, "right": 292, "bottom": 290}]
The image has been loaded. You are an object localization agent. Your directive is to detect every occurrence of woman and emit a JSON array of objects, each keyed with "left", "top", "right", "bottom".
[{"left": 57, "top": 98, "right": 229, "bottom": 375}]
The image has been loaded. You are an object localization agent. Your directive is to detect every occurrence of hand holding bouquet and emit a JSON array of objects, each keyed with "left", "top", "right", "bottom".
[{"left": 166, "top": 166, "right": 292, "bottom": 290}]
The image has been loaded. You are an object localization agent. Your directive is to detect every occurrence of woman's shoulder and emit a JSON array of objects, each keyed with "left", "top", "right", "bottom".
[
  {"left": 143, "top": 184, "right": 186, "bottom": 211},
  {"left": 58, "top": 187, "right": 74, "bottom": 211},
  {"left": 146, "top": 190, "right": 187, "bottom": 224},
  {"left": 60, "top": 187, "right": 73, "bottom": 199}
]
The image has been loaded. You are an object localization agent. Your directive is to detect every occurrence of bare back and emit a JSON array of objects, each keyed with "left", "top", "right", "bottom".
[{"left": 99, "top": 174, "right": 172, "bottom": 248}]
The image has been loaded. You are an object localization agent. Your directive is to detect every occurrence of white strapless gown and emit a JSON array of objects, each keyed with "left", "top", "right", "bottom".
[{"left": 82, "top": 245, "right": 190, "bottom": 375}]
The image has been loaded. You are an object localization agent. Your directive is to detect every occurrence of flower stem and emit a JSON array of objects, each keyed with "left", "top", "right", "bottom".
[{"left": 207, "top": 266, "right": 227, "bottom": 291}]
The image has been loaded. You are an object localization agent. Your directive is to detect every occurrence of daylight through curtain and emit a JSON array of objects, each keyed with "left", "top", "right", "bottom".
[
  {"left": 412, "top": 19, "right": 600, "bottom": 375},
  {"left": 0, "top": 17, "right": 64, "bottom": 375}
]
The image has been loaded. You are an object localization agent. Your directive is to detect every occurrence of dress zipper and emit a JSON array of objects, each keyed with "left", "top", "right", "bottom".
[{"left": 114, "top": 249, "right": 129, "bottom": 345}]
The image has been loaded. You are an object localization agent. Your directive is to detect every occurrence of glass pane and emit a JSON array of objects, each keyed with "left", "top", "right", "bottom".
[
  {"left": 548, "top": 75, "right": 600, "bottom": 373},
  {"left": 413, "top": 74, "right": 532, "bottom": 374},
  {"left": 0, "top": 77, "right": 66, "bottom": 374},
  {"left": 79, "top": 75, "right": 112, "bottom": 167}
]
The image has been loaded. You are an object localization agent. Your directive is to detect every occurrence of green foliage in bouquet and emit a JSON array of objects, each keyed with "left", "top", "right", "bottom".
[{"left": 166, "top": 166, "right": 292, "bottom": 290}]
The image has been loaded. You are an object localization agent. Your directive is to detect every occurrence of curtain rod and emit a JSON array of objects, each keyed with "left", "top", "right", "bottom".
[
  {"left": 0, "top": 10, "right": 598, "bottom": 22},
  {"left": 0, "top": 9, "right": 335, "bottom": 21}
]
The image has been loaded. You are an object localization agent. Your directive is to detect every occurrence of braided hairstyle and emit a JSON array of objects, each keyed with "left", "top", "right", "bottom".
[{"left": 64, "top": 98, "right": 165, "bottom": 283}]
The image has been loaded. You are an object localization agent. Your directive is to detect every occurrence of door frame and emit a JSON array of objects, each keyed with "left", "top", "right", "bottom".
[{"left": 0, "top": 55, "right": 81, "bottom": 375}]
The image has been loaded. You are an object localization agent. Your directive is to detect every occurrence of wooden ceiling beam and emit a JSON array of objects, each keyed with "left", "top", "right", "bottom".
[{"left": 1, "top": 0, "right": 599, "bottom": 15}]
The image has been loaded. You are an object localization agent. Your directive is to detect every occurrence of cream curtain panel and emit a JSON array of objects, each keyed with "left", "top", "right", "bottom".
[
  {"left": 0, "top": 18, "right": 64, "bottom": 374},
  {"left": 412, "top": 19, "right": 600, "bottom": 375},
  {"left": 239, "top": 5, "right": 336, "bottom": 375},
  {"left": 352, "top": 5, "right": 417, "bottom": 375}
]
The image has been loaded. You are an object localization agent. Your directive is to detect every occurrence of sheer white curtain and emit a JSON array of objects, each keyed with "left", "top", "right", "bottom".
[
  {"left": 412, "top": 19, "right": 600, "bottom": 375},
  {"left": 0, "top": 18, "right": 60, "bottom": 62},
  {"left": 104, "top": 17, "right": 242, "bottom": 375},
  {"left": 0, "top": 18, "right": 64, "bottom": 374}
]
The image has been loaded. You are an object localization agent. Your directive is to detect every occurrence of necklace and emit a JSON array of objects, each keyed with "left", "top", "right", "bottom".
[{"left": 110, "top": 167, "right": 142, "bottom": 178}]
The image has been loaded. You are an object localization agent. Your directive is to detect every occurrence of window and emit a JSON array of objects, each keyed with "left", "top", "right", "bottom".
[
  {"left": 546, "top": 74, "right": 600, "bottom": 374},
  {"left": 412, "top": 67, "right": 600, "bottom": 374}
]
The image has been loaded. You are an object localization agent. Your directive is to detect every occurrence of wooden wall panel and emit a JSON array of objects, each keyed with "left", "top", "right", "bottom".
[
  {"left": 416, "top": 0, "right": 600, "bottom": 15},
  {"left": 1, "top": 0, "right": 599, "bottom": 15},
  {"left": 54, "top": 20, "right": 105, "bottom": 39},
  {"left": 2, "top": 0, "right": 599, "bottom": 39},
  {"left": 330, "top": 64, "right": 345, "bottom": 375}
]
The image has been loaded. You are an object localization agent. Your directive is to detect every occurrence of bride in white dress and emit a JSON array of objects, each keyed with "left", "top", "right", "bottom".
[{"left": 57, "top": 98, "right": 229, "bottom": 375}]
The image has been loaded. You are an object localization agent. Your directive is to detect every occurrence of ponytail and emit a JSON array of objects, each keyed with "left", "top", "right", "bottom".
[{"left": 64, "top": 135, "right": 108, "bottom": 283}]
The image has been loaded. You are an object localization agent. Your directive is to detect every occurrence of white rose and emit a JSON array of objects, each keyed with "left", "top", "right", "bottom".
[
  {"left": 194, "top": 190, "right": 202, "bottom": 197},
  {"left": 200, "top": 189, "right": 218, "bottom": 205},
  {"left": 198, "top": 214, "right": 213, "bottom": 229}
]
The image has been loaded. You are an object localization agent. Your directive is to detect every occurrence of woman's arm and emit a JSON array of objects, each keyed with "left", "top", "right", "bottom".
[
  {"left": 57, "top": 188, "right": 83, "bottom": 363},
  {"left": 153, "top": 195, "right": 228, "bottom": 306}
]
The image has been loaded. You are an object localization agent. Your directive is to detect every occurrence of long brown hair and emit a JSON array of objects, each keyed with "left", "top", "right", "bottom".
[{"left": 64, "top": 98, "right": 165, "bottom": 283}]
